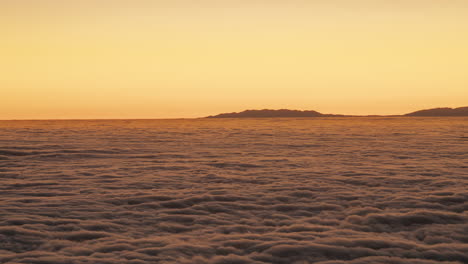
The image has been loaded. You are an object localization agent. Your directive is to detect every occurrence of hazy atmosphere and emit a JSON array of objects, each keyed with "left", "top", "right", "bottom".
[
  {"left": 1, "top": 2, "right": 467, "bottom": 264},
  {"left": 1, "top": 1, "right": 468, "bottom": 119}
]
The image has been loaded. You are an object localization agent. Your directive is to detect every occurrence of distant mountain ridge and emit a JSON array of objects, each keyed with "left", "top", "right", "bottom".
[
  {"left": 404, "top": 107, "right": 468, "bottom": 117},
  {"left": 207, "top": 109, "right": 327, "bottom": 118},
  {"left": 206, "top": 107, "right": 468, "bottom": 118}
]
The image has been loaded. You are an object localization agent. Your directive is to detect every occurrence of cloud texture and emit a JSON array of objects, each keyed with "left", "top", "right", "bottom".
[{"left": 0, "top": 118, "right": 467, "bottom": 263}]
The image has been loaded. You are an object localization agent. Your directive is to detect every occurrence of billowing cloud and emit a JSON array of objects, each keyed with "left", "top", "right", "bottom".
[{"left": 0, "top": 119, "right": 467, "bottom": 263}]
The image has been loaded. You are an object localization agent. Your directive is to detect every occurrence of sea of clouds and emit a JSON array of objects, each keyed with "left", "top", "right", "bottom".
[{"left": 0, "top": 118, "right": 467, "bottom": 263}]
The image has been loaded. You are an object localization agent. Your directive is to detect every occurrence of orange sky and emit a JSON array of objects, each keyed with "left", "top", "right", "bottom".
[{"left": 1, "top": 1, "right": 467, "bottom": 119}]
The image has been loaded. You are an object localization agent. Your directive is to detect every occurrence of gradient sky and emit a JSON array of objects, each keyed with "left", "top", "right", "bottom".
[{"left": 1, "top": 1, "right": 467, "bottom": 119}]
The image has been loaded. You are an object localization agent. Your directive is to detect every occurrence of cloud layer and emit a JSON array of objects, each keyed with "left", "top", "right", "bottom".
[{"left": 0, "top": 118, "right": 467, "bottom": 263}]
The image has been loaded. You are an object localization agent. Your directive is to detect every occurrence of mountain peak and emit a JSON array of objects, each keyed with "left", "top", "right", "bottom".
[{"left": 405, "top": 107, "right": 468, "bottom": 117}]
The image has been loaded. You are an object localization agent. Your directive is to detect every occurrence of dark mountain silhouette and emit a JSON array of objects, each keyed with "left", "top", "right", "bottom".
[
  {"left": 206, "top": 107, "right": 468, "bottom": 118},
  {"left": 206, "top": 109, "right": 343, "bottom": 118},
  {"left": 405, "top": 107, "right": 468, "bottom": 117}
]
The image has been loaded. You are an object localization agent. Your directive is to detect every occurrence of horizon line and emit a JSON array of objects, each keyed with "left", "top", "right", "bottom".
[{"left": 1, "top": 106, "right": 466, "bottom": 121}]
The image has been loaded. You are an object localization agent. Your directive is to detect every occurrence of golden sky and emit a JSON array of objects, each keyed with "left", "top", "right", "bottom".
[{"left": 1, "top": 1, "right": 467, "bottom": 119}]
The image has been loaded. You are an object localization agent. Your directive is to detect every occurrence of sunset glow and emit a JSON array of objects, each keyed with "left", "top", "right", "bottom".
[
  {"left": 1, "top": 3, "right": 468, "bottom": 263},
  {"left": 1, "top": 1, "right": 467, "bottom": 119}
]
